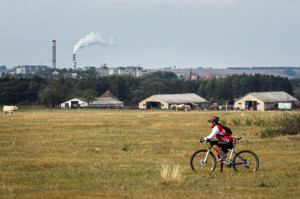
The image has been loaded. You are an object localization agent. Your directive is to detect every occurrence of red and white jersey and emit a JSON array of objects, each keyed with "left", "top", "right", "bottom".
[{"left": 204, "top": 125, "right": 233, "bottom": 142}]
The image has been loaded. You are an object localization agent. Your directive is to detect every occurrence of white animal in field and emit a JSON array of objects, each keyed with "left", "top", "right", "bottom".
[
  {"left": 3, "top": 105, "right": 18, "bottom": 116},
  {"left": 184, "top": 105, "right": 191, "bottom": 111},
  {"left": 171, "top": 104, "right": 190, "bottom": 111}
]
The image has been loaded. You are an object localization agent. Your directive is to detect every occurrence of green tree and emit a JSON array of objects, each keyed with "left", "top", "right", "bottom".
[
  {"left": 142, "top": 71, "right": 177, "bottom": 79},
  {"left": 290, "top": 78, "right": 300, "bottom": 99},
  {"left": 81, "top": 89, "right": 97, "bottom": 103},
  {"left": 80, "top": 68, "right": 97, "bottom": 79},
  {"left": 39, "top": 80, "right": 66, "bottom": 108}
]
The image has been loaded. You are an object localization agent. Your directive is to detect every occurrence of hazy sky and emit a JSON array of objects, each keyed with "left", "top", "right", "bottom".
[{"left": 1, "top": 0, "right": 300, "bottom": 69}]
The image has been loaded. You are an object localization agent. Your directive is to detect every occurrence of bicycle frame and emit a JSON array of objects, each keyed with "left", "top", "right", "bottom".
[
  {"left": 204, "top": 137, "right": 247, "bottom": 166},
  {"left": 223, "top": 149, "right": 247, "bottom": 166}
]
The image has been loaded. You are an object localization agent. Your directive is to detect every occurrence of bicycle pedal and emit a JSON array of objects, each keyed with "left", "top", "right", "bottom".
[{"left": 222, "top": 160, "right": 229, "bottom": 165}]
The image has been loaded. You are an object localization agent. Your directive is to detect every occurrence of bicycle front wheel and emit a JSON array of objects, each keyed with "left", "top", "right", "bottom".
[
  {"left": 232, "top": 150, "right": 259, "bottom": 172},
  {"left": 190, "top": 149, "right": 217, "bottom": 173}
]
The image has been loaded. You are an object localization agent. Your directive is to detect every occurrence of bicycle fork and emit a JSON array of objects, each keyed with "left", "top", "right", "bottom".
[{"left": 202, "top": 149, "right": 211, "bottom": 164}]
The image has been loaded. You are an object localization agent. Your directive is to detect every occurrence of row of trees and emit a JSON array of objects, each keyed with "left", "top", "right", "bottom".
[{"left": 0, "top": 71, "right": 298, "bottom": 107}]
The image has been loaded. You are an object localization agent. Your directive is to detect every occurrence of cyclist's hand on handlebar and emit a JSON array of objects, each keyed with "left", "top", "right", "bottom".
[{"left": 200, "top": 138, "right": 204, "bottom": 143}]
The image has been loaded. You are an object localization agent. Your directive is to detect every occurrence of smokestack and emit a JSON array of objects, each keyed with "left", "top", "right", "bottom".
[
  {"left": 73, "top": 53, "right": 76, "bottom": 70},
  {"left": 52, "top": 40, "right": 56, "bottom": 69}
]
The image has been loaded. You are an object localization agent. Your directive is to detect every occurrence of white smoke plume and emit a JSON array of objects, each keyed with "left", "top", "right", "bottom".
[{"left": 73, "top": 32, "right": 114, "bottom": 54}]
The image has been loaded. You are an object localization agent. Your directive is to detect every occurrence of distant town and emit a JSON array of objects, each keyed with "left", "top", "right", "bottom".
[{"left": 1, "top": 64, "right": 300, "bottom": 79}]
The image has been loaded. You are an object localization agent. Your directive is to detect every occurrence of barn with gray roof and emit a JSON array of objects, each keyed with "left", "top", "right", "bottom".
[
  {"left": 138, "top": 93, "right": 207, "bottom": 109},
  {"left": 234, "top": 91, "right": 298, "bottom": 111},
  {"left": 88, "top": 97, "right": 124, "bottom": 108}
]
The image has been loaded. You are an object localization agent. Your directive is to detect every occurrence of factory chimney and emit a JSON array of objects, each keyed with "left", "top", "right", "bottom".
[
  {"left": 73, "top": 54, "right": 76, "bottom": 70},
  {"left": 52, "top": 40, "right": 56, "bottom": 69}
]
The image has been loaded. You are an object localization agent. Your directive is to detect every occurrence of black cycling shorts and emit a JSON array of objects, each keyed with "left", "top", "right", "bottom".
[{"left": 210, "top": 141, "right": 233, "bottom": 150}]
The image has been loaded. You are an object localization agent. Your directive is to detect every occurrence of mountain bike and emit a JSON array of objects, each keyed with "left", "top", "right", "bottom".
[{"left": 190, "top": 137, "right": 259, "bottom": 173}]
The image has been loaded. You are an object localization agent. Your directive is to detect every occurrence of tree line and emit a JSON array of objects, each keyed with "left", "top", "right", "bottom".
[{"left": 0, "top": 71, "right": 298, "bottom": 108}]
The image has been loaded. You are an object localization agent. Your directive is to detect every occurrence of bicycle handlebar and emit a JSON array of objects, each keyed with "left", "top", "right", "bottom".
[{"left": 200, "top": 138, "right": 211, "bottom": 143}]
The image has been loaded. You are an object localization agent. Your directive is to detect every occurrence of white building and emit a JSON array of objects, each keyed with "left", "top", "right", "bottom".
[
  {"left": 117, "top": 67, "right": 126, "bottom": 75},
  {"left": 52, "top": 71, "right": 59, "bottom": 76},
  {"left": 98, "top": 66, "right": 149, "bottom": 77},
  {"left": 234, "top": 91, "right": 298, "bottom": 111},
  {"left": 135, "top": 68, "right": 149, "bottom": 77},
  {"left": 97, "top": 66, "right": 109, "bottom": 77},
  {"left": 15, "top": 65, "right": 50, "bottom": 74},
  {"left": 109, "top": 68, "right": 118, "bottom": 75},
  {"left": 61, "top": 98, "right": 89, "bottom": 108}
]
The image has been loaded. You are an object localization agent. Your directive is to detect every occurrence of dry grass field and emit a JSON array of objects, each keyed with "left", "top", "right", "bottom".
[{"left": 0, "top": 108, "right": 299, "bottom": 198}]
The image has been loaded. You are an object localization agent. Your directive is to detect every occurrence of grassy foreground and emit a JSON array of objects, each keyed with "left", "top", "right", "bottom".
[{"left": 0, "top": 109, "right": 299, "bottom": 198}]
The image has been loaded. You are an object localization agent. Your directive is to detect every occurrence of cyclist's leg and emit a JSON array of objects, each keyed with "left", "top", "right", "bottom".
[
  {"left": 218, "top": 142, "right": 233, "bottom": 171},
  {"left": 218, "top": 149, "right": 229, "bottom": 171},
  {"left": 218, "top": 142, "right": 233, "bottom": 150},
  {"left": 210, "top": 141, "right": 226, "bottom": 162},
  {"left": 210, "top": 141, "right": 222, "bottom": 154},
  {"left": 217, "top": 142, "right": 233, "bottom": 164},
  {"left": 219, "top": 161, "right": 224, "bottom": 172}
]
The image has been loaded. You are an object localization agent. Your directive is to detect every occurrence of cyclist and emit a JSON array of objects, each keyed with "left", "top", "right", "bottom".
[{"left": 201, "top": 116, "right": 233, "bottom": 172}]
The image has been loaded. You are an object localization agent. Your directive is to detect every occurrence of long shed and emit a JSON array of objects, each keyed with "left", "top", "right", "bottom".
[
  {"left": 234, "top": 91, "right": 298, "bottom": 111},
  {"left": 88, "top": 97, "right": 124, "bottom": 108},
  {"left": 139, "top": 93, "right": 207, "bottom": 110}
]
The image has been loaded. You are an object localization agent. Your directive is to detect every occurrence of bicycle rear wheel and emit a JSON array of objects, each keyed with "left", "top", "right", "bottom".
[
  {"left": 190, "top": 149, "right": 217, "bottom": 173},
  {"left": 232, "top": 150, "right": 259, "bottom": 172}
]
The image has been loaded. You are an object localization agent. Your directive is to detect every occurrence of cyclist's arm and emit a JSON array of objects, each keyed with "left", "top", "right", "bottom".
[{"left": 203, "top": 126, "right": 218, "bottom": 141}]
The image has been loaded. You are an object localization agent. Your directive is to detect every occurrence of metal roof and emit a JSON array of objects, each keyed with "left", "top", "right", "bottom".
[
  {"left": 248, "top": 91, "right": 298, "bottom": 102},
  {"left": 154, "top": 93, "right": 207, "bottom": 104},
  {"left": 99, "top": 90, "right": 118, "bottom": 100},
  {"left": 89, "top": 97, "right": 124, "bottom": 105},
  {"left": 62, "top": 98, "right": 88, "bottom": 104}
]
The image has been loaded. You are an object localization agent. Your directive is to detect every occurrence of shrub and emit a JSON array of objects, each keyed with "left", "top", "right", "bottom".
[
  {"left": 260, "top": 113, "right": 300, "bottom": 138},
  {"left": 245, "top": 118, "right": 252, "bottom": 126},
  {"left": 253, "top": 117, "right": 266, "bottom": 127},
  {"left": 278, "top": 113, "right": 300, "bottom": 136},
  {"left": 261, "top": 127, "right": 281, "bottom": 138},
  {"left": 121, "top": 143, "right": 131, "bottom": 151},
  {"left": 231, "top": 117, "right": 242, "bottom": 126}
]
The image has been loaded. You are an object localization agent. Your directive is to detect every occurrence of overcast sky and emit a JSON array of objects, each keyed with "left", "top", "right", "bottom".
[{"left": 1, "top": 0, "right": 299, "bottom": 69}]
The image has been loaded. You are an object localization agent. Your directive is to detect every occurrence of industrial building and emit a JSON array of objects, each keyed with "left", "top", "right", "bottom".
[
  {"left": 139, "top": 93, "right": 207, "bottom": 110},
  {"left": 234, "top": 91, "right": 298, "bottom": 111}
]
